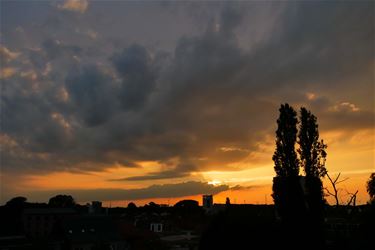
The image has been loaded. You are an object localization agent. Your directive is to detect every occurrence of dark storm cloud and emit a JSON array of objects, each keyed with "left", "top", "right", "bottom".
[
  {"left": 43, "top": 39, "right": 82, "bottom": 60},
  {"left": 65, "top": 65, "right": 118, "bottom": 126},
  {"left": 112, "top": 170, "right": 189, "bottom": 181},
  {"left": 111, "top": 44, "right": 158, "bottom": 110},
  {"left": 25, "top": 181, "right": 230, "bottom": 202},
  {"left": 219, "top": 4, "right": 244, "bottom": 35},
  {"left": 111, "top": 162, "right": 196, "bottom": 181},
  {"left": 1, "top": 2, "right": 374, "bottom": 181},
  {"left": 288, "top": 4, "right": 371, "bottom": 84}
]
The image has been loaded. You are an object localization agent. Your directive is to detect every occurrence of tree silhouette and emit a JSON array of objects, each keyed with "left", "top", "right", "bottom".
[
  {"left": 2, "top": 197, "right": 28, "bottom": 235},
  {"left": 48, "top": 194, "right": 76, "bottom": 208},
  {"left": 126, "top": 202, "right": 137, "bottom": 215},
  {"left": 272, "top": 103, "right": 299, "bottom": 177},
  {"left": 5, "top": 196, "right": 27, "bottom": 208},
  {"left": 325, "top": 172, "right": 348, "bottom": 206},
  {"left": 174, "top": 199, "right": 199, "bottom": 209},
  {"left": 298, "top": 107, "right": 327, "bottom": 178},
  {"left": 367, "top": 173, "right": 375, "bottom": 202},
  {"left": 272, "top": 104, "right": 326, "bottom": 249},
  {"left": 298, "top": 107, "right": 327, "bottom": 223},
  {"left": 144, "top": 201, "right": 161, "bottom": 214},
  {"left": 272, "top": 104, "right": 305, "bottom": 225},
  {"left": 127, "top": 202, "right": 137, "bottom": 209},
  {"left": 346, "top": 190, "right": 358, "bottom": 207}
]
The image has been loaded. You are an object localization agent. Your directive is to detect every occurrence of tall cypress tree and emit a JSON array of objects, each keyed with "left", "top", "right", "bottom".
[
  {"left": 272, "top": 104, "right": 326, "bottom": 249},
  {"left": 272, "top": 103, "right": 299, "bottom": 177},
  {"left": 272, "top": 104, "right": 305, "bottom": 225},
  {"left": 298, "top": 107, "right": 327, "bottom": 248},
  {"left": 298, "top": 107, "right": 327, "bottom": 178}
]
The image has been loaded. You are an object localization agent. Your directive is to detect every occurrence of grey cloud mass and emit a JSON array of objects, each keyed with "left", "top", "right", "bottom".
[
  {"left": 1, "top": 1, "right": 374, "bottom": 185},
  {"left": 111, "top": 44, "right": 158, "bottom": 111}
]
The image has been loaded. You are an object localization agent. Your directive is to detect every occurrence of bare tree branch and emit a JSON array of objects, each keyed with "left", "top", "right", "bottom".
[
  {"left": 325, "top": 172, "right": 358, "bottom": 207},
  {"left": 336, "top": 178, "right": 349, "bottom": 185},
  {"left": 324, "top": 187, "right": 335, "bottom": 197},
  {"left": 333, "top": 173, "right": 341, "bottom": 184},
  {"left": 346, "top": 190, "right": 358, "bottom": 207},
  {"left": 325, "top": 172, "right": 350, "bottom": 207},
  {"left": 325, "top": 173, "right": 340, "bottom": 206}
]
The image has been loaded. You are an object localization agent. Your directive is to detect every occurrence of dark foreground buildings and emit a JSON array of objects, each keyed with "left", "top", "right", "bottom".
[{"left": 0, "top": 198, "right": 374, "bottom": 250}]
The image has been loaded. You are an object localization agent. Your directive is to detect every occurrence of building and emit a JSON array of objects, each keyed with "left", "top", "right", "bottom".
[
  {"left": 62, "top": 215, "right": 129, "bottom": 250},
  {"left": 88, "top": 201, "right": 102, "bottom": 214},
  {"left": 202, "top": 195, "right": 213, "bottom": 210},
  {"left": 23, "top": 208, "right": 76, "bottom": 239}
]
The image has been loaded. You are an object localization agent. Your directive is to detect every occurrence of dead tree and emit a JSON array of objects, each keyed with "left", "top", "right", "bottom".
[
  {"left": 324, "top": 172, "right": 349, "bottom": 206},
  {"left": 346, "top": 190, "right": 359, "bottom": 207}
]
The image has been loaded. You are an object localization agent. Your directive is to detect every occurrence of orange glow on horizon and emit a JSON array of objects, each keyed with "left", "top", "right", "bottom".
[
  {"left": 100, "top": 186, "right": 273, "bottom": 207},
  {"left": 4, "top": 128, "right": 373, "bottom": 206}
]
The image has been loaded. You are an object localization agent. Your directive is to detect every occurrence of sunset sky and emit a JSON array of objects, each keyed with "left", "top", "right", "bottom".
[{"left": 1, "top": 0, "right": 374, "bottom": 206}]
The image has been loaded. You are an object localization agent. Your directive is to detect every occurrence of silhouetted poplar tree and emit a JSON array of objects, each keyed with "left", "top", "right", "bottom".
[
  {"left": 297, "top": 107, "right": 327, "bottom": 245},
  {"left": 298, "top": 107, "right": 327, "bottom": 178},
  {"left": 272, "top": 103, "right": 299, "bottom": 177},
  {"left": 272, "top": 104, "right": 305, "bottom": 223},
  {"left": 272, "top": 104, "right": 327, "bottom": 249},
  {"left": 272, "top": 104, "right": 326, "bottom": 249}
]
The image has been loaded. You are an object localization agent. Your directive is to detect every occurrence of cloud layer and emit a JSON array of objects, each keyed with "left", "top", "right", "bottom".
[
  {"left": 24, "top": 181, "right": 231, "bottom": 203},
  {"left": 1, "top": 1, "right": 374, "bottom": 188}
]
